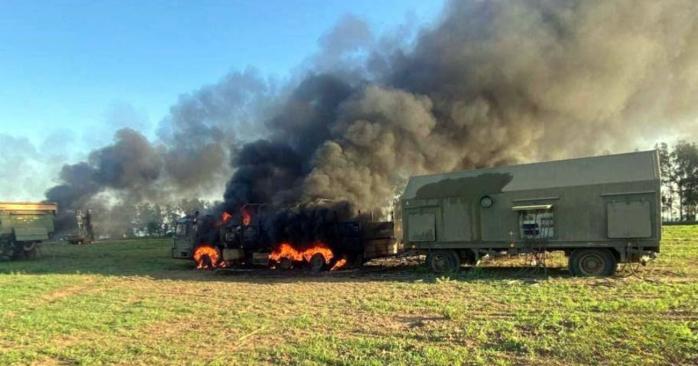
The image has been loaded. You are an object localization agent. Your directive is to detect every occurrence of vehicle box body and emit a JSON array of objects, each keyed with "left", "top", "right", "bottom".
[{"left": 400, "top": 151, "right": 661, "bottom": 262}]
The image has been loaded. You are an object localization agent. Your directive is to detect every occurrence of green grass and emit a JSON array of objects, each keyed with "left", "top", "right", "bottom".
[{"left": 1, "top": 228, "right": 697, "bottom": 365}]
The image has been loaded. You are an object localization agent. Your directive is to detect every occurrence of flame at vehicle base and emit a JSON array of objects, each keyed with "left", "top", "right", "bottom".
[
  {"left": 330, "top": 258, "right": 348, "bottom": 271},
  {"left": 193, "top": 244, "right": 223, "bottom": 270},
  {"left": 269, "top": 242, "right": 334, "bottom": 268}
]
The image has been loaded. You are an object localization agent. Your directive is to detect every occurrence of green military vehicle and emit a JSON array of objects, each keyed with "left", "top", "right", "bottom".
[
  {"left": 0, "top": 202, "right": 57, "bottom": 260},
  {"left": 400, "top": 150, "right": 662, "bottom": 276}
]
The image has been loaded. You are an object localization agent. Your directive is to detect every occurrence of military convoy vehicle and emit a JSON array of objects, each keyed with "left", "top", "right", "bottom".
[
  {"left": 67, "top": 209, "right": 95, "bottom": 244},
  {"left": 401, "top": 150, "right": 661, "bottom": 276},
  {"left": 0, "top": 202, "right": 57, "bottom": 260},
  {"left": 173, "top": 150, "right": 661, "bottom": 277}
]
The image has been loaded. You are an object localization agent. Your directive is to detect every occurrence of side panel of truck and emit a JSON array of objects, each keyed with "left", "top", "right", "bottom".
[{"left": 401, "top": 151, "right": 662, "bottom": 261}]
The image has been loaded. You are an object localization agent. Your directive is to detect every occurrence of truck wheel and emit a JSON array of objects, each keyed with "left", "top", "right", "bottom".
[
  {"left": 459, "top": 249, "right": 477, "bottom": 265},
  {"left": 278, "top": 257, "right": 293, "bottom": 270},
  {"left": 24, "top": 247, "right": 37, "bottom": 259},
  {"left": 427, "top": 250, "right": 460, "bottom": 273},
  {"left": 569, "top": 249, "right": 617, "bottom": 277},
  {"left": 309, "top": 253, "right": 326, "bottom": 273},
  {"left": 23, "top": 243, "right": 37, "bottom": 259}
]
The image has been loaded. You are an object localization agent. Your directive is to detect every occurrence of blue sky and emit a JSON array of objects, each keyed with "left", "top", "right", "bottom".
[{"left": 0, "top": 0, "right": 445, "bottom": 149}]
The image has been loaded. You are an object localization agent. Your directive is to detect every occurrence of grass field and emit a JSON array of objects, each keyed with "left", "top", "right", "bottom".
[{"left": 1, "top": 227, "right": 696, "bottom": 365}]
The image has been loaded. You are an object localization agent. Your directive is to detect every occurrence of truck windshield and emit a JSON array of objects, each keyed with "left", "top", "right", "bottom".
[{"left": 175, "top": 223, "right": 187, "bottom": 237}]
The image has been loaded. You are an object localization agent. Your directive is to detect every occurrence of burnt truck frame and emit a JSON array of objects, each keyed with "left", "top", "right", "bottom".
[
  {"left": 172, "top": 204, "right": 398, "bottom": 271},
  {"left": 400, "top": 150, "right": 662, "bottom": 276}
]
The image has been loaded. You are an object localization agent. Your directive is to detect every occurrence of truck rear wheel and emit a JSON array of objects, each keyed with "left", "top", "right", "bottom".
[
  {"left": 278, "top": 257, "right": 293, "bottom": 270},
  {"left": 427, "top": 250, "right": 460, "bottom": 274},
  {"left": 569, "top": 249, "right": 617, "bottom": 277},
  {"left": 23, "top": 242, "right": 37, "bottom": 259},
  {"left": 309, "top": 253, "right": 326, "bottom": 273}
]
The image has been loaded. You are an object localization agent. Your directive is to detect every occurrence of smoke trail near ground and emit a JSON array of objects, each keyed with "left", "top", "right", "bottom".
[{"left": 46, "top": 0, "right": 698, "bottom": 228}]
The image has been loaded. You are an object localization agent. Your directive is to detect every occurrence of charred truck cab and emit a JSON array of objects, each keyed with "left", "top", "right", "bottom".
[{"left": 400, "top": 150, "right": 662, "bottom": 276}]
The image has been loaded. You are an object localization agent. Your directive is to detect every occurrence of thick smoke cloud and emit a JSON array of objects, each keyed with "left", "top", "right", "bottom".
[
  {"left": 301, "top": 0, "right": 698, "bottom": 211},
  {"left": 158, "top": 68, "right": 273, "bottom": 195},
  {"left": 46, "top": 128, "right": 161, "bottom": 209},
  {"left": 46, "top": 0, "right": 698, "bottom": 228},
  {"left": 223, "top": 140, "right": 304, "bottom": 210},
  {"left": 45, "top": 69, "right": 273, "bottom": 227}
]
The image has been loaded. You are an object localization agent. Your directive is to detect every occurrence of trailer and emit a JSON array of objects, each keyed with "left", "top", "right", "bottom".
[
  {"left": 400, "top": 150, "right": 661, "bottom": 276},
  {"left": 0, "top": 202, "right": 57, "bottom": 260}
]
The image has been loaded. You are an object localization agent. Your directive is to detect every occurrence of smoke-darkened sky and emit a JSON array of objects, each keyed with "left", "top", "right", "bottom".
[
  {"left": 0, "top": 0, "right": 442, "bottom": 200},
  {"left": 2, "top": 0, "right": 697, "bottom": 209}
]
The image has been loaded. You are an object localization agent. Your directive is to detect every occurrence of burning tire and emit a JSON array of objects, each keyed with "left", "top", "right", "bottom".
[{"left": 193, "top": 244, "right": 222, "bottom": 270}]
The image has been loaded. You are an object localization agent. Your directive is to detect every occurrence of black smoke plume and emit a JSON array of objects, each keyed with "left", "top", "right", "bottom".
[{"left": 47, "top": 0, "right": 698, "bottom": 238}]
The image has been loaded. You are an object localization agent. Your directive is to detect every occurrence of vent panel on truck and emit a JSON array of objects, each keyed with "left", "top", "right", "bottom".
[
  {"left": 442, "top": 198, "right": 471, "bottom": 241},
  {"left": 607, "top": 200, "right": 652, "bottom": 238},
  {"left": 407, "top": 213, "right": 435, "bottom": 241}
]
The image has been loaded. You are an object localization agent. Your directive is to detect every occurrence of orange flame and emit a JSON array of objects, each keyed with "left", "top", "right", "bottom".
[
  {"left": 330, "top": 258, "right": 348, "bottom": 271},
  {"left": 221, "top": 211, "right": 233, "bottom": 225},
  {"left": 193, "top": 244, "right": 221, "bottom": 270},
  {"left": 269, "top": 242, "right": 334, "bottom": 266},
  {"left": 242, "top": 208, "right": 251, "bottom": 226}
]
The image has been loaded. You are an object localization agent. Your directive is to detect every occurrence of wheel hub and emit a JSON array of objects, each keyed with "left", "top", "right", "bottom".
[{"left": 581, "top": 254, "right": 603, "bottom": 274}]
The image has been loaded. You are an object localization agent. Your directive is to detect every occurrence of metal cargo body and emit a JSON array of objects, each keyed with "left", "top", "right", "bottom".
[
  {"left": 0, "top": 202, "right": 57, "bottom": 259},
  {"left": 400, "top": 151, "right": 661, "bottom": 263}
]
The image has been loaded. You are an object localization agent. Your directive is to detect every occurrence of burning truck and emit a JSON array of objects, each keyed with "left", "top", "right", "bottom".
[
  {"left": 172, "top": 202, "right": 399, "bottom": 272},
  {"left": 173, "top": 150, "right": 661, "bottom": 276}
]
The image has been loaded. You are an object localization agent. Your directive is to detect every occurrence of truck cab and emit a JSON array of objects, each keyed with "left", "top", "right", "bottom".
[{"left": 172, "top": 217, "right": 196, "bottom": 259}]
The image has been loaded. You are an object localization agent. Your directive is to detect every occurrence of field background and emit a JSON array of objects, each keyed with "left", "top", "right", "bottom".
[{"left": 1, "top": 226, "right": 696, "bottom": 365}]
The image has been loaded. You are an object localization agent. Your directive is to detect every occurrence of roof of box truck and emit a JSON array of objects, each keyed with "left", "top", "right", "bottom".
[
  {"left": 403, "top": 150, "right": 660, "bottom": 199},
  {"left": 0, "top": 202, "right": 58, "bottom": 213}
]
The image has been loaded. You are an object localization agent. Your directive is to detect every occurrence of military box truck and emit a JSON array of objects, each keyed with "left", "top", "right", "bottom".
[
  {"left": 400, "top": 150, "right": 661, "bottom": 276},
  {"left": 172, "top": 206, "right": 398, "bottom": 272},
  {"left": 0, "top": 202, "right": 57, "bottom": 260}
]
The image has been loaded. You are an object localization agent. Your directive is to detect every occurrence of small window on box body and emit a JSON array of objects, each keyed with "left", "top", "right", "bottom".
[{"left": 512, "top": 204, "right": 554, "bottom": 240}]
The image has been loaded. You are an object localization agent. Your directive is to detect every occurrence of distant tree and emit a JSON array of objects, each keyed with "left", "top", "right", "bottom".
[
  {"left": 656, "top": 143, "right": 676, "bottom": 221},
  {"left": 102, "top": 201, "right": 138, "bottom": 238},
  {"left": 146, "top": 221, "right": 161, "bottom": 236},
  {"left": 137, "top": 203, "right": 165, "bottom": 237},
  {"left": 178, "top": 198, "right": 210, "bottom": 216},
  {"left": 671, "top": 141, "right": 698, "bottom": 221}
]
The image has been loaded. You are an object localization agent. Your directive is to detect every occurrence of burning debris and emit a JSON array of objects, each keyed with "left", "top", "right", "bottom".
[{"left": 330, "top": 258, "right": 348, "bottom": 271}]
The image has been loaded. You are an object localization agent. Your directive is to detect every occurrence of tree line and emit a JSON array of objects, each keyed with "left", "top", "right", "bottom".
[
  {"left": 657, "top": 141, "right": 698, "bottom": 222},
  {"left": 89, "top": 198, "right": 214, "bottom": 239}
]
